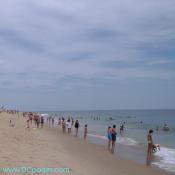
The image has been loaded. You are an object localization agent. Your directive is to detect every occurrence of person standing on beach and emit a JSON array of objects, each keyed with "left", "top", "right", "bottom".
[
  {"left": 71, "top": 117, "right": 74, "bottom": 126},
  {"left": 36, "top": 115, "right": 40, "bottom": 128},
  {"left": 84, "top": 124, "right": 88, "bottom": 139},
  {"left": 29, "top": 113, "right": 33, "bottom": 125},
  {"left": 66, "top": 119, "right": 72, "bottom": 134},
  {"left": 58, "top": 118, "right": 61, "bottom": 125},
  {"left": 26, "top": 119, "right": 30, "bottom": 128},
  {"left": 146, "top": 129, "right": 154, "bottom": 165},
  {"left": 107, "top": 126, "right": 112, "bottom": 151},
  {"left": 34, "top": 114, "right": 38, "bottom": 127},
  {"left": 111, "top": 125, "right": 117, "bottom": 154},
  {"left": 62, "top": 118, "right": 66, "bottom": 133},
  {"left": 40, "top": 116, "right": 44, "bottom": 128},
  {"left": 74, "top": 120, "right": 80, "bottom": 137},
  {"left": 52, "top": 117, "right": 55, "bottom": 125}
]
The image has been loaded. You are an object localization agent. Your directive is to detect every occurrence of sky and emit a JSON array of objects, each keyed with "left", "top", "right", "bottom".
[{"left": 0, "top": 0, "right": 175, "bottom": 111}]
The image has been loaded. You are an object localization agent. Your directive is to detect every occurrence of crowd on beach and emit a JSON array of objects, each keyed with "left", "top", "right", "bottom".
[
  {"left": 22, "top": 112, "right": 162, "bottom": 165},
  {"left": 23, "top": 112, "right": 44, "bottom": 128},
  {"left": 23, "top": 113, "right": 89, "bottom": 140},
  {"left": 2, "top": 110, "right": 167, "bottom": 166}
]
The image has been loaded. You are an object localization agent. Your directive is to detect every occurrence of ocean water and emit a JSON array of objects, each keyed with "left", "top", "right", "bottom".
[{"left": 41, "top": 110, "right": 175, "bottom": 174}]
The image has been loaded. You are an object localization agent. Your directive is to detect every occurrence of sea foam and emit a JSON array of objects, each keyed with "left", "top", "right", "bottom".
[
  {"left": 88, "top": 133, "right": 138, "bottom": 146},
  {"left": 152, "top": 147, "right": 175, "bottom": 173}
]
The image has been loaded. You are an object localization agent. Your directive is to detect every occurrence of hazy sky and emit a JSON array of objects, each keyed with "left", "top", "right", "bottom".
[{"left": 0, "top": 0, "right": 175, "bottom": 111}]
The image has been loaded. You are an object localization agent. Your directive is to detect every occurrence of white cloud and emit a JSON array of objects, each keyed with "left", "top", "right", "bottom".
[{"left": 0, "top": 0, "right": 175, "bottom": 110}]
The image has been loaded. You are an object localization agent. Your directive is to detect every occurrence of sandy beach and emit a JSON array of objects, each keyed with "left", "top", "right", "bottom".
[{"left": 0, "top": 112, "right": 169, "bottom": 175}]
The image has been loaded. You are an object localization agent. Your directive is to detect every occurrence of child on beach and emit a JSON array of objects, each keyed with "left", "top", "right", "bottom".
[
  {"left": 9, "top": 120, "right": 15, "bottom": 127},
  {"left": 84, "top": 124, "right": 88, "bottom": 139},
  {"left": 152, "top": 144, "right": 160, "bottom": 153}
]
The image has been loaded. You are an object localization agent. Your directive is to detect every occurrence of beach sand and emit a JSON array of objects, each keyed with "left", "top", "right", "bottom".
[{"left": 0, "top": 112, "right": 169, "bottom": 175}]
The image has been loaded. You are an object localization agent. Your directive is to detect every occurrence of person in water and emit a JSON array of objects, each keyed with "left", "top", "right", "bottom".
[
  {"left": 84, "top": 124, "right": 88, "bottom": 139},
  {"left": 107, "top": 126, "right": 112, "bottom": 151},
  {"left": 120, "top": 124, "right": 124, "bottom": 136},
  {"left": 146, "top": 129, "right": 154, "bottom": 165},
  {"left": 111, "top": 125, "right": 117, "bottom": 154}
]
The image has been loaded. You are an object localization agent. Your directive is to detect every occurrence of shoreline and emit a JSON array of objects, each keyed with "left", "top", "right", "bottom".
[{"left": 0, "top": 112, "right": 171, "bottom": 175}]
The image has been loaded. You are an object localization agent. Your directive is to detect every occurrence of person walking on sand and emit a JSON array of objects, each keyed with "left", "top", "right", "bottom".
[
  {"left": 66, "top": 119, "right": 72, "bottom": 134},
  {"left": 40, "top": 116, "right": 44, "bottom": 128},
  {"left": 74, "top": 120, "right": 80, "bottom": 137},
  {"left": 84, "top": 124, "right": 88, "bottom": 139},
  {"left": 107, "top": 126, "right": 112, "bottom": 151},
  {"left": 146, "top": 129, "right": 154, "bottom": 165},
  {"left": 111, "top": 125, "right": 117, "bottom": 154}
]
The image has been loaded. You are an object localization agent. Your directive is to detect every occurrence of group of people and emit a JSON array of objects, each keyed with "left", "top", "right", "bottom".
[
  {"left": 107, "top": 125, "right": 117, "bottom": 154},
  {"left": 107, "top": 123, "right": 161, "bottom": 165},
  {"left": 47, "top": 116, "right": 55, "bottom": 125},
  {"left": 24, "top": 112, "right": 161, "bottom": 166},
  {"left": 57, "top": 117, "right": 88, "bottom": 139},
  {"left": 25, "top": 112, "right": 44, "bottom": 129}
]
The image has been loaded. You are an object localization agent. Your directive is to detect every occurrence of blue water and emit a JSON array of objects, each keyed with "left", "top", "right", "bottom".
[{"left": 40, "top": 109, "right": 175, "bottom": 174}]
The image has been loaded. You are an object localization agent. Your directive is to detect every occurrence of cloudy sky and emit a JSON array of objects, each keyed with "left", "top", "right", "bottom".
[{"left": 0, "top": 0, "right": 175, "bottom": 111}]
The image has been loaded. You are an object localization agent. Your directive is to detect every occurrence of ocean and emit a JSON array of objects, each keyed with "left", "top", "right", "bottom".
[{"left": 40, "top": 109, "right": 175, "bottom": 174}]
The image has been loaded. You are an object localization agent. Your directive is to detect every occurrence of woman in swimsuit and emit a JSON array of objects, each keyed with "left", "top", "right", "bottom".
[
  {"left": 107, "top": 126, "right": 112, "bottom": 151},
  {"left": 111, "top": 125, "right": 117, "bottom": 154},
  {"left": 146, "top": 129, "right": 154, "bottom": 165}
]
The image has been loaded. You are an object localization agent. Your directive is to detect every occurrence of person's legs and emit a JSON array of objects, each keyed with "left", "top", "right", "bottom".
[
  {"left": 146, "top": 145, "right": 152, "bottom": 165},
  {"left": 111, "top": 141, "right": 115, "bottom": 154},
  {"left": 84, "top": 133, "right": 87, "bottom": 139},
  {"left": 76, "top": 128, "right": 78, "bottom": 137},
  {"left": 108, "top": 140, "right": 111, "bottom": 150}
]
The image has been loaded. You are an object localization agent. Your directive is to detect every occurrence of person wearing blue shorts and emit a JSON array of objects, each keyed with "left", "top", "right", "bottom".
[{"left": 107, "top": 126, "right": 112, "bottom": 151}]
